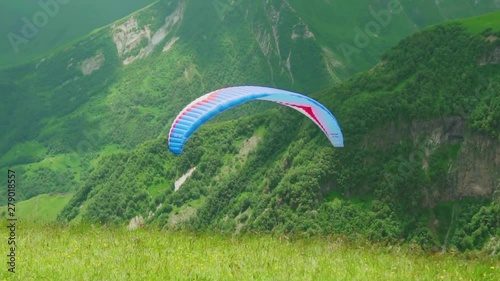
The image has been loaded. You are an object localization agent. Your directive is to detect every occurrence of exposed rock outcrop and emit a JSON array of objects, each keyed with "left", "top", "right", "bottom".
[
  {"left": 372, "top": 117, "right": 498, "bottom": 201},
  {"left": 479, "top": 46, "right": 500, "bottom": 66},
  {"left": 175, "top": 167, "right": 197, "bottom": 192},
  {"left": 112, "top": 2, "right": 185, "bottom": 65},
  {"left": 80, "top": 51, "right": 105, "bottom": 75},
  {"left": 127, "top": 215, "right": 145, "bottom": 231}
]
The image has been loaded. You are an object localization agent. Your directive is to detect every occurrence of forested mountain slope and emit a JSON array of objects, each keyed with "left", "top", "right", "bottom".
[
  {"left": 57, "top": 13, "right": 500, "bottom": 252},
  {"left": 1, "top": 0, "right": 499, "bottom": 202}
]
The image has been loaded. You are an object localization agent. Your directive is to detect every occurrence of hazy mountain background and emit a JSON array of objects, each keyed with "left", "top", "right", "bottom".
[
  {"left": 0, "top": 0, "right": 157, "bottom": 67},
  {"left": 1, "top": 0, "right": 499, "bottom": 252}
]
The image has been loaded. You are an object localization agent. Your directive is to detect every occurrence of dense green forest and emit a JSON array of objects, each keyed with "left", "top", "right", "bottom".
[{"left": 0, "top": 0, "right": 498, "bottom": 255}]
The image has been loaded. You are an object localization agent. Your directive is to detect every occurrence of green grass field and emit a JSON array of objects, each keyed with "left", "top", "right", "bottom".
[
  {"left": 0, "top": 193, "right": 72, "bottom": 221},
  {"left": 0, "top": 141, "right": 46, "bottom": 167},
  {"left": 454, "top": 10, "right": 500, "bottom": 33},
  {"left": 1, "top": 222, "right": 498, "bottom": 280}
]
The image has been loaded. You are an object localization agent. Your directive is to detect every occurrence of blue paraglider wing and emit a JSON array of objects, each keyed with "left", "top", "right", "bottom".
[{"left": 168, "top": 86, "right": 343, "bottom": 154}]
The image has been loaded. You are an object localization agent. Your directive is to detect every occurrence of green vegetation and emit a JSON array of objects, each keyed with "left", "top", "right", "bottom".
[
  {"left": 0, "top": 193, "right": 72, "bottom": 222},
  {"left": 1, "top": 222, "right": 497, "bottom": 280},
  {"left": 3, "top": 0, "right": 497, "bottom": 72},
  {"left": 0, "top": 141, "right": 46, "bottom": 167},
  {"left": 456, "top": 10, "right": 500, "bottom": 33},
  {"left": 0, "top": 0, "right": 499, "bottom": 258},
  {"left": 185, "top": 20, "right": 499, "bottom": 252},
  {"left": 287, "top": 0, "right": 500, "bottom": 77},
  {"left": 0, "top": 0, "right": 157, "bottom": 67}
]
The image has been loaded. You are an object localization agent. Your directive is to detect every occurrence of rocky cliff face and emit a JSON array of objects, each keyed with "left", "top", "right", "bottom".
[
  {"left": 249, "top": 0, "right": 320, "bottom": 86},
  {"left": 412, "top": 117, "right": 498, "bottom": 202},
  {"left": 112, "top": 2, "right": 185, "bottom": 65},
  {"left": 368, "top": 115, "right": 498, "bottom": 203},
  {"left": 480, "top": 45, "right": 500, "bottom": 65},
  {"left": 450, "top": 133, "right": 499, "bottom": 198}
]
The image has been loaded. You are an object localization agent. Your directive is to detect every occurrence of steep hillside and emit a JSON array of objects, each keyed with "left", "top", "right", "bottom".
[
  {"left": 0, "top": 0, "right": 157, "bottom": 67},
  {"left": 2, "top": 0, "right": 499, "bottom": 202},
  {"left": 57, "top": 12, "right": 500, "bottom": 252},
  {"left": 0, "top": 193, "right": 72, "bottom": 222},
  {"left": 1, "top": 0, "right": 276, "bottom": 201},
  {"left": 2, "top": 0, "right": 499, "bottom": 70},
  {"left": 286, "top": 0, "right": 500, "bottom": 77}
]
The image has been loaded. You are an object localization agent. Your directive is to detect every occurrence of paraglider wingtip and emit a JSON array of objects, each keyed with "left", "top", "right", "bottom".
[{"left": 169, "top": 149, "right": 182, "bottom": 155}]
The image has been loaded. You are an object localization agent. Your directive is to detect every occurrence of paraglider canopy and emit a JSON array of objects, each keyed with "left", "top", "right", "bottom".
[{"left": 168, "top": 86, "right": 343, "bottom": 154}]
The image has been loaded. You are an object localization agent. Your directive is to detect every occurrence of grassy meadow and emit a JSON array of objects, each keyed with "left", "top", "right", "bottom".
[
  {"left": 0, "top": 193, "right": 72, "bottom": 222},
  {"left": 0, "top": 221, "right": 498, "bottom": 280}
]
